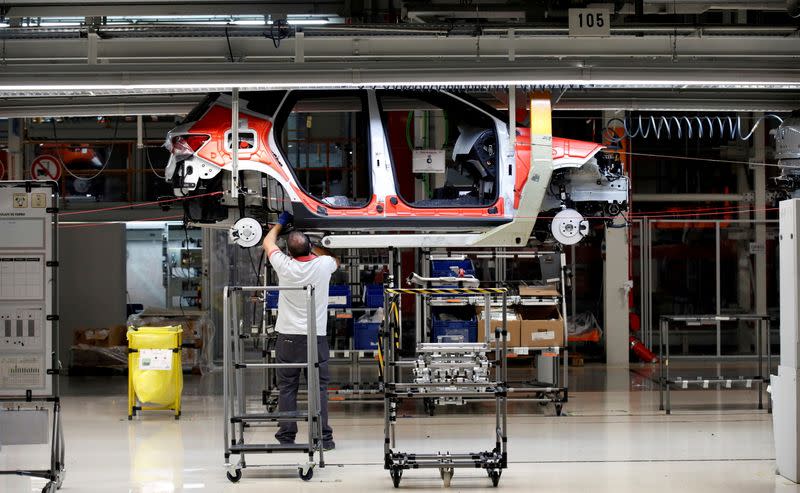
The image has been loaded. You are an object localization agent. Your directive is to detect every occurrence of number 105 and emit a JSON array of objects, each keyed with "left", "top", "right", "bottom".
[{"left": 578, "top": 12, "right": 605, "bottom": 28}]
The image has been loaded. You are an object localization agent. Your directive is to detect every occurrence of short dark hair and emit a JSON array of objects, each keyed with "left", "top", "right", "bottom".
[{"left": 287, "top": 231, "right": 311, "bottom": 258}]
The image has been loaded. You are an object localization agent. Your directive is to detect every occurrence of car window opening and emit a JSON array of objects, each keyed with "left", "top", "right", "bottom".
[
  {"left": 278, "top": 93, "right": 370, "bottom": 209},
  {"left": 379, "top": 91, "right": 499, "bottom": 208}
]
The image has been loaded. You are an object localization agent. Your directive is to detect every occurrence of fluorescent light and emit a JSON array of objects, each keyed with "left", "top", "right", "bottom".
[
  {"left": 287, "top": 19, "right": 331, "bottom": 25},
  {"left": 38, "top": 22, "right": 81, "bottom": 27},
  {"left": 0, "top": 23, "right": 9, "bottom": 28}
]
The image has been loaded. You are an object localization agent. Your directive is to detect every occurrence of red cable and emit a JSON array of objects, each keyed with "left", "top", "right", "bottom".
[{"left": 58, "top": 191, "right": 223, "bottom": 217}]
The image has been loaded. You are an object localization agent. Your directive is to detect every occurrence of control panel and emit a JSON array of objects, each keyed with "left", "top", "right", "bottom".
[{"left": 0, "top": 183, "right": 55, "bottom": 397}]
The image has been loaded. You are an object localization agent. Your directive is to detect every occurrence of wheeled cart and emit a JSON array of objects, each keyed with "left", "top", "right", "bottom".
[
  {"left": 382, "top": 286, "right": 509, "bottom": 488},
  {"left": 659, "top": 314, "right": 772, "bottom": 414},
  {"left": 222, "top": 285, "right": 324, "bottom": 482}
]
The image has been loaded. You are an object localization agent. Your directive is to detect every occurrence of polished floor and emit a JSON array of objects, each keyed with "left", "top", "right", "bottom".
[{"left": 2, "top": 363, "right": 798, "bottom": 492}]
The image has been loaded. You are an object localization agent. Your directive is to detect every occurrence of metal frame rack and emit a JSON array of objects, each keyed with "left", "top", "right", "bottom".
[
  {"left": 0, "top": 181, "right": 65, "bottom": 493},
  {"left": 223, "top": 285, "right": 324, "bottom": 482},
  {"left": 659, "top": 314, "right": 772, "bottom": 414},
  {"left": 382, "top": 286, "right": 508, "bottom": 488},
  {"left": 422, "top": 250, "right": 570, "bottom": 415}
]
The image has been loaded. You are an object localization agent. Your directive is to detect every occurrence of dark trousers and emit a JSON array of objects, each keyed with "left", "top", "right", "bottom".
[{"left": 275, "top": 333, "right": 333, "bottom": 443}]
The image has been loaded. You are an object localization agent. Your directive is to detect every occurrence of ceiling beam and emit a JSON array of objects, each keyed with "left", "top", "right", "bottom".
[
  {"left": 0, "top": 33, "right": 796, "bottom": 96},
  {"left": 1, "top": 1, "right": 345, "bottom": 17}
]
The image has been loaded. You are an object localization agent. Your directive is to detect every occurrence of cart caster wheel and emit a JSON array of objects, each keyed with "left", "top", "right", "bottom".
[
  {"left": 489, "top": 469, "right": 501, "bottom": 487},
  {"left": 299, "top": 467, "right": 314, "bottom": 481},
  {"left": 226, "top": 469, "right": 242, "bottom": 483},
  {"left": 390, "top": 469, "right": 402, "bottom": 488},
  {"left": 555, "top": 404, "right": 563, "bottom": 416},
  {"left": 42, "top": 482, "right": 56, "bottom": 493},
  {"left": 127, "top": 415, "right": 132, "bottom": 421},
  {"left": 441, "top": 467, "right": 454, "bottom": 488}
]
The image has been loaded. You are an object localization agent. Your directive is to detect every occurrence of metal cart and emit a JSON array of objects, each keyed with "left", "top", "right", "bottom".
[
  {"left": 223, "top": 285, "right": 324, "bottom": 482},
  {"left": 382, "top": 286, "right": 508, "bottom": 488},
  {"left": 659, "top": 314, "right": 772, "bottom": 414}
]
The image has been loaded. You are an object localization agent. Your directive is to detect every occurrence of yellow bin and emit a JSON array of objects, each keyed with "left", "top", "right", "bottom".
[{"left": 127, "top": 326, "right": 183, "bottom": 420}]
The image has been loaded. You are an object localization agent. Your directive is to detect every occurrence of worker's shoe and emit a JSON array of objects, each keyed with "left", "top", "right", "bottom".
[{"left": 322, "top": 440, "right": 336, "bottom": 451}]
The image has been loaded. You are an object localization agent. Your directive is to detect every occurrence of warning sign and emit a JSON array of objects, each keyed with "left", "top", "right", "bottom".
[{"left": 30, "top": 155, "right": 62, "bottom": 181}]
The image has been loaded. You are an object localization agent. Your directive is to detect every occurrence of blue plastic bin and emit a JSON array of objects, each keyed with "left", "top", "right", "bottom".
[
  {"left": 431, "top": 319, "right": 477, "bottom": 343},
  {"left": 267, "top": 290, "right": 279, "bottom": 309},
  {"left": 328, "top": 284, "right": 352, "bottom": 308},
  {"left": 354, "top": 322, "right": 380, "bottom": 350},
  {"left": 364, "top": 284, "right": 384, "bottom": 308}
]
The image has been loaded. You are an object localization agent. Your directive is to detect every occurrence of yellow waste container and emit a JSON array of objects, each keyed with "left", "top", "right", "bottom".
[{"left": 127, "top": 326, "right": 183, "bottom": 420}]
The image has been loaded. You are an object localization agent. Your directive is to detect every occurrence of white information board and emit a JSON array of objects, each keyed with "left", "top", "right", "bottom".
[
  {"left": 0, "top": 182, "right": 56, "bottom": 397},
  {"left": 412, "top": 149, "right": 446, "bottom": 174}
]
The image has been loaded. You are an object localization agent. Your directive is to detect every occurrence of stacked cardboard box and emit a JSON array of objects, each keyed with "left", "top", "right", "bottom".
[
  {"left": 476, "top": 307, "right": 521, "bottom": 347},
  {"left": 517, "top": 305, "right": 565, "bottom": 348}
]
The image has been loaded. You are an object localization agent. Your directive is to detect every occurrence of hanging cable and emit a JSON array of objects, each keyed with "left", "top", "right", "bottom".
[
  {"left": 224, "top": 25, "right": 235, "bottom": 61},
  {"left": 604, "top": 114, "right": 784, "bottom": 144},
  {"left": 265, "top": 18, "right": 291, "bottom": 48},
  {"left": 142, "top": 116, "right": 166, "bottom": 179},
  {"left": 51, "top": 116, "right": 120, "bottom": 181}
]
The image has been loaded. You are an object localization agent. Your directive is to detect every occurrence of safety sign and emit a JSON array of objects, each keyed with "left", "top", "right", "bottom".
[{"left": 30, "top": 155, "right": 62, "bottom": 181}]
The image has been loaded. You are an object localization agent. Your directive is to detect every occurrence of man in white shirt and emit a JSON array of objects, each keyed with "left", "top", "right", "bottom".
[{"left": 263, "top": 212, "right": 338, "bottom": 450}]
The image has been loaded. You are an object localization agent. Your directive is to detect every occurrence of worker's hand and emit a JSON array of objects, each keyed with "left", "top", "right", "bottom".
[{"left": 277, "top": 211, "right": 294, "bottom": 227}]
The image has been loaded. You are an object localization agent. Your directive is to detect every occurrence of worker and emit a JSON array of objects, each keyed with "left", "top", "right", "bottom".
[{"left": 262, "top": 211, "right": 337, "bottom": 451}]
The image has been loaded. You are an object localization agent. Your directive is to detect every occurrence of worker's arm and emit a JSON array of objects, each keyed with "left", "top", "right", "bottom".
[
  {"left": 262, "top": 211, "right": 293, "bottom": 256},
  {"left": 311, "top": 243, "right": 340, "bottom": 268}
]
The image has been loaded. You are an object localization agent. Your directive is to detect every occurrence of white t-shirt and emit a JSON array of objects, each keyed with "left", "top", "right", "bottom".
[{"left": 268, "top": 249, "right": 338, "bottom": 336}]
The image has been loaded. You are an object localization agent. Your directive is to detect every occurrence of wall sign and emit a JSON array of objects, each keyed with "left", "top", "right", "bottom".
[
  {"left": 30, "top": 155, "right": 62, "bottom": 181},
  {"left": 568, "top": 8, "right": 611, "bottom": 37}
]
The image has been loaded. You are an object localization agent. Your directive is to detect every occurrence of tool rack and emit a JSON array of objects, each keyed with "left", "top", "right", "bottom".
[
  {"left": 382, "top": 286, "right": 509, "bottom": 488},
  {"left": 422, "top": 250, "right": 570, "bottom": 415},
  {"left": 222, "top": 285, "right": 324, "bottom": 482},
  {"left": 659, "top": 314, "right": 772, "bottom": 414}
]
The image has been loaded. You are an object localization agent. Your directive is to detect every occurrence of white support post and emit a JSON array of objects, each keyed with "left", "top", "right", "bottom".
[
  {"left": 753, "top": 114, "right": 768, "bottom": 319},
  {"left": 603, "top": 111, "right": 631, "bottom": 370},
  {"left": 508, "top": 84, "right": 516, "bottom": 156},
  {"left": 295, "top": 31, "right": 305, "bottom": 63},
  {"left": 7, "top": 119, "right": 23, "bottom": 180},
  {"left": 133, "top": 115, "right": 145, "bottom": 202},
  {"left": 87, "top": 31, "right": 98, "bottom": 65},
  {"left": 231, "top": 88, "right": 240, "bottom": 199}
]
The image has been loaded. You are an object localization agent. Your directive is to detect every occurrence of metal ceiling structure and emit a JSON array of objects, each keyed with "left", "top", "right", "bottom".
[
  {"left": 0, "top": 30, "right": 797, "bottom": 98},
  {"left": 0, "top": 2, "right": 797, "bottom": 111}
]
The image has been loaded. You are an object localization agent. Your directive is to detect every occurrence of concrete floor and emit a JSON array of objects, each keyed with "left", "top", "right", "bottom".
[{"left": 1, "top": 363, "right": 798, "bottom": 492}]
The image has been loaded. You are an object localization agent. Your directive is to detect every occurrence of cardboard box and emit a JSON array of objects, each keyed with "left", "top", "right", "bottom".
[
  {"left": 73, "top": 325, "right": 127, "bottom": 347},
  {"left": 518, "top": 305, "right": 565, "bottom": 348},
  {"left": 519, "top": 285, "right": 561, "bottom": 297},
  {"left": 476, "top": 308, "right": 521, "bottom": 347}
]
